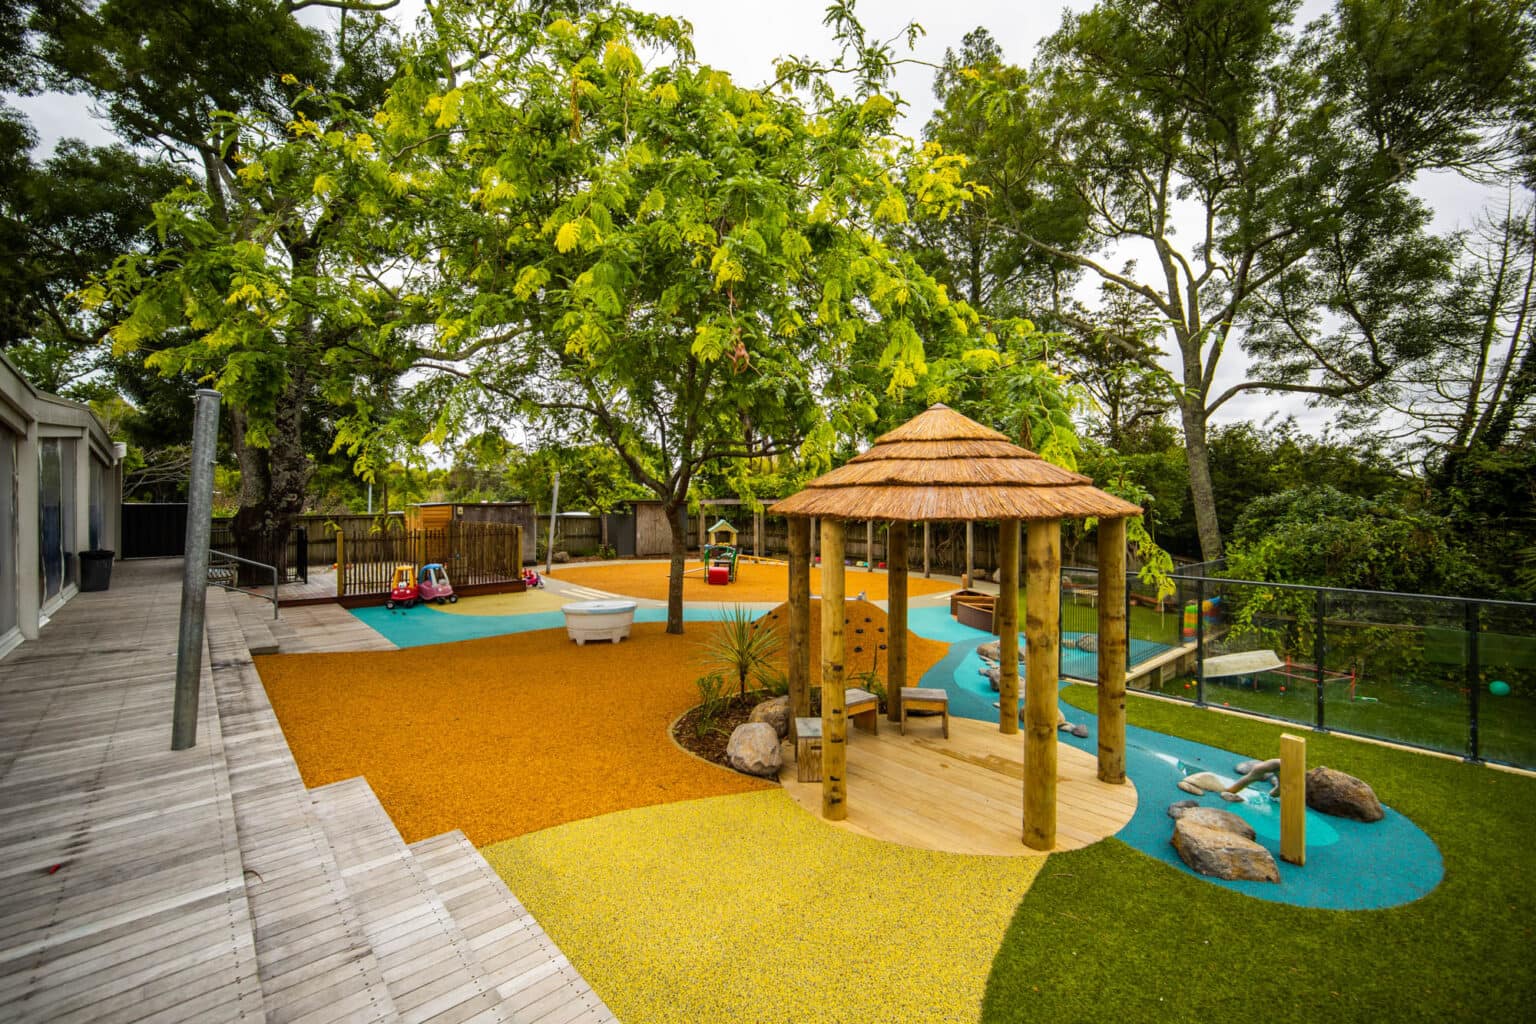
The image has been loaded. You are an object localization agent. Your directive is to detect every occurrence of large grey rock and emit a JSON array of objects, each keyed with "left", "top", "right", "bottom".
[
  {"left": 748, "top": 695, "right": 792, "bottom": 739},
  {"left": 1167, "top": 799, "right": 1201, "bottom": 817},
  {"left": 1176, "top": 771, "right": 1228, "bottom": 795},
  {"left": 1076, "top": 633, "right": 1099, "bottom": 652},
  {"left": 976, "top": 640, "right": 1001, "bottom": 662},
  {"left": 1306, "top": 766, "right": 1385, "bottom": 822},
  {"left": 980, "top": 664, "right": 1001, "bottom": 691},
  {"left": 1171, "top": 818, "right": 1279, "bottom": 882},
  {"left": 1169, "top": 805, "right": 1257, "bottom": 840},
  {"left": 726, "top": 723, "right": 783, "bottom": 778}
]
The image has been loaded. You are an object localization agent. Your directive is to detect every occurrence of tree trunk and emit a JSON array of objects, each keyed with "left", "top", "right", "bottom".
[
  {"left": 229, "top": 377, "right": 311, "bottom": 584},
  {"left": 1179, "top": 395, "right": 1224, "bottom": 562},
  {"left": 664, "top": 500, "right": 688, "bottom": 634}
]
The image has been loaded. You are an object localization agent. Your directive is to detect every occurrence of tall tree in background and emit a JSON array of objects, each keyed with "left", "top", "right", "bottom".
[
  {"left": 992, "top": 0, "right": 1534, "bottom": 560},
  {"left": 51, "top": 0, "right": 404, "bottom": 575}
]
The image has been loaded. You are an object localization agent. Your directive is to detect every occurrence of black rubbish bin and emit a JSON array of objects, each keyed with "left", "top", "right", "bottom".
[{"left": 80, "top": 550, "right": 115, "bottom": 592}]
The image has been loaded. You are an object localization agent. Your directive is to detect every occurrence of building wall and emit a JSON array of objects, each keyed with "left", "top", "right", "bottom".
[{"left": 0, "top": 353, "right": 123, "bottom": 659}]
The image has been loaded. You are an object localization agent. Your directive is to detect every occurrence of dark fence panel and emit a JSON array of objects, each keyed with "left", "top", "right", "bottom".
[{"left": 120, "top": 503, "right": 188, "bottom": 558}]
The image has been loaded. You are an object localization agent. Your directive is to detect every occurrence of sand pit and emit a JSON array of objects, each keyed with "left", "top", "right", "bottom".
[
  {"left": 256, "top": 622, "right": 772, "bottom": 845},
  {"left": 548, "top": 559, "right": 956, "bottom": 604}
]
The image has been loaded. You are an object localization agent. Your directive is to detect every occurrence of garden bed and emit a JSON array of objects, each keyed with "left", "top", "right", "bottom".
[{"left": 671, "top": 692, "right": 765, "bottom": 769}]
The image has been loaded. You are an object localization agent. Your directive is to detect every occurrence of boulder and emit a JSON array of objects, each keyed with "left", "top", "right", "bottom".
[
  {"left": 1169, "top": 805, "right": 1257, "bottom": 840},
  {"left": 1171, "top": 818, "right": 1279, "bottom": 882},
  {"left": 1176, "top": 771, "right": 1228, "bottom": 795},
  {"left": 1306, "top": 766, "right": 1385, "bottom": 822},
  {"left": 748, "top": 695, "right": 792, "bottom": 739},
  {"left": 726, "top": 723, "right": 783, "bottom": 778},
  {"left": 1075, "top": 633, "right": 1099, "bottom": 653},
  {"left": 1167, "top": 799, "right": 1201, "bottom": 817},
  {"left": 981, "top": 665, "right": 1001, "bottom": 691},
  {"left": 976, "top": 640, "right": 1001, "bottom": 662}
]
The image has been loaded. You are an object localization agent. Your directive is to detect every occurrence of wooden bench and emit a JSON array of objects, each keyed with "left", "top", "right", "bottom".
[
  {"left": 794, "top": 717, "right": 822, "bottom": 782},
  {"left": 899, "top": 686, "right": 950, "bottom": 738},
  {"left": 845, "top": 687, "right": 879, "bottom": 734}
]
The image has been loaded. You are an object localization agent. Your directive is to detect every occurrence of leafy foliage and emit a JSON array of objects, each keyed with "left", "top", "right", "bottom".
[{"left": 700, "top": 606, "right": 784, "bottom": 701}]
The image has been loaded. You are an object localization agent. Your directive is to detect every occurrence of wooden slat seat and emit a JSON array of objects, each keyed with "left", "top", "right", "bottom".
[
  {"left": 794, "top": 717, "right": 822, "bottom": 782},
  {"left": 899, "top": 686, "right": 950, "bottom": 738},
  {"left": 844, "top": 688, "right": 879, "bottom": 734}
]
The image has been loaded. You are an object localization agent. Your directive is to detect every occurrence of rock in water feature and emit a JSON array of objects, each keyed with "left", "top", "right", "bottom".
[
  {"left": 1171, "top": 817, "right": 1279, "bottom": 882},
  {"left": 1167, "top": 799, "right": 1201, "bottom": 817},
  {"left": 1176, "top": 771, "right": 1228, "bottom": 795},
  {"left": 726, "top": 723, "right": 783, "bottom": 778},
  {"left": 748, "top": 695, "right": 791, "bottom": 739},
  {"left": 1169, "top": 805, "right": 1258, "bottom": 840},
  {"left": 977, "top": 640, "right": 1001, "bottom": 662},
  {"left": 1306, "top": 766, "right": 1385, "bottom": 822}
]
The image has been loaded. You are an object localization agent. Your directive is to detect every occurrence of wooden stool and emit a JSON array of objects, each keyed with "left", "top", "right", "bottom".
[
  {"left": 844, "top": 688, "right": 879, "bottom": 734},
  {"left": 794, "top": 717, "right": 822, "bottom": 782},
  {"left": 899, "top": 686, "right": 950, "bottom": 738}
]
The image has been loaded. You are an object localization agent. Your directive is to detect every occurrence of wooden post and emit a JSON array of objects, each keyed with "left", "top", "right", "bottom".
[
  {"left": 787, "top": 518, "right": 812, "bottom": 740},
  {"left": 697, "top": 510, "right": 705, "bottom": 552},
  {"left": 1280, "top": 733, "right": 1307, "bottom": 866},
  {"left": 923, "top": 522, "right": 931, "bottom": 578},
  {"left": 335, "top": 530, "right": 346, "bottom": 597},
  {"left": 811, "top": 517, "right": 818, "bottom": 562},
  {"left": 886, "top": 521, "right": 909, "bottom": 722},
  {"left": 1023, "top": 519, "right": 1061, "bottom": 851},
  {"left": 965, "top": 521, "right": 974, "bottom": 585},
  {"left": 820, "top": 519, "right": 847, "bottom": 821},
  {"left": 1097, "top": 516, "right": 1128, "bottom": 784},
  {"left": 754, "top": 511, "right": 761, "bottom": 557},
  {"left": 997, "top": 520, "right": 1020, "bottom": 735}
]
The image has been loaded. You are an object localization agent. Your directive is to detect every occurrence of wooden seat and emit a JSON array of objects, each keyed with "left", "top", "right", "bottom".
[
  {"left": 794, "top": 716, "right": 822, "bottom": 782},
  {"left": 845, "top": 687, "right": 879, "bottom": 734},
  {"left": 899, "top": 686, "right": 950, "bottom": 738}
]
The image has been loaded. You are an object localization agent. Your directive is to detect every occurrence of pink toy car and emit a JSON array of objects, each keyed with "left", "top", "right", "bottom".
[{"left": 418, "top": 563, "right": 458, "bottom": 604}]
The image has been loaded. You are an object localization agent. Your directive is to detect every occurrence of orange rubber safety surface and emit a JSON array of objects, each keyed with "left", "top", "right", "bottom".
[
  {"left": 547, "top": 559, "right": 956, "bottom": 604},
  {"left": 256, "top": 602, "right": 950, "bottom": 846}
]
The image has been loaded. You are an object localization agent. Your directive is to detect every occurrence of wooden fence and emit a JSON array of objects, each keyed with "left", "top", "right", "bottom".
[{"left": 335, "top": 523, "right": 524, "bottom": 596}]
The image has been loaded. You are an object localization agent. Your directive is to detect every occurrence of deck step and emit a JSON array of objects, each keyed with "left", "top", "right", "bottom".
[
  {"left": 229, "top": 595, "right": 281, "bottom": 655},
  {"left": 311, "top": 779, "right": 510, "bottom": 1024},
  {"left": 410, "top": 832, "right": 617, "bottom": 1024},
  {"left": 206, "top": 596, "right": 399, "bottom": 1023}
]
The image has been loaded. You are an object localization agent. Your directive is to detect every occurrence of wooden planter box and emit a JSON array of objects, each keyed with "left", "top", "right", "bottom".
[
  {"left": 954, "top": 596, "right": 999, "bottom": 635},
  {"left": 948, "top": 589, "right": 990, "bottom": 618}
]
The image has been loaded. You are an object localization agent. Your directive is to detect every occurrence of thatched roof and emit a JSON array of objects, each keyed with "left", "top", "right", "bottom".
[{"left": 770, "top": 404, "right": 1142, "bottom": 522}]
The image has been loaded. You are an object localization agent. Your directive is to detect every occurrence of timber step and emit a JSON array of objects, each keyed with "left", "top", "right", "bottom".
[
  {"left": 228, "top": 593, "right": 281, "bottom": 655},
  {"left": 206, "top": 595, "right": 398, "bottom": 1023},
  {"left": 310, "top": 779, "right": 509, "bottom": 1024},
  {"left": 409, "top": 833, "right": 617, "bottom": 1024}
]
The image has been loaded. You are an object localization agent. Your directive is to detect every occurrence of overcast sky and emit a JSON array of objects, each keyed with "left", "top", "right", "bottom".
[{"left": 10, "top": 0, "right": 1503, "bottom": 435}]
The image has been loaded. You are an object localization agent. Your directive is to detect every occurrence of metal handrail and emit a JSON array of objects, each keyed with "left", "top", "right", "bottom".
[{"left": 207, "top": 549, "right": 280, "bottom": 619}]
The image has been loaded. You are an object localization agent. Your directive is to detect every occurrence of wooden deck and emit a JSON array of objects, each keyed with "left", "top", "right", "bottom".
[
  {"left": 779, "top": 716, "right": 1138, "bottom": 856},
  {"left": 1, "top": 560, "right": 613, "bottom": 1023}
]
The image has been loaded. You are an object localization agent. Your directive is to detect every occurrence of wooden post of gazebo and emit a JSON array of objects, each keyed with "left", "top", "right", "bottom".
[
  {"left": 787, "top": 518, "right": 812, "bottom": 741},
  {"left": 820, "top": 520, "right": 848, "bottom": 820},
  {"left": 886, "top": 520, "right": 908, "bottom": 721},
  {"left": 1097, "top": 516, "right": 1128, "bottom": 783},
  {"left": 1023, "top": 519, "right": 1062, "bottom": 850},
  {"left": 996, "top": 520, "right": 1020, "bottom": 735}
]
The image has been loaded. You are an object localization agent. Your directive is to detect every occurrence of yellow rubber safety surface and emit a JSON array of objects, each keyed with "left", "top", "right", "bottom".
[
  {"left": 255, "top": 623, "right": 773, "bottom": 845},
  {"left": 482, "top": 789, "right": 1045, "bottom": 1024},
  {"left": 434, "top": 588, "right": 572, "bottom": 615},
  {"left": 547, "top": 559, "right": 957, "bottom": 604}
]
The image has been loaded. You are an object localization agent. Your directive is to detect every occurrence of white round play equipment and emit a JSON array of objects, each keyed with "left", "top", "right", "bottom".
[{"left": 562, "top": 599, "right": 638, "bottom": 645}]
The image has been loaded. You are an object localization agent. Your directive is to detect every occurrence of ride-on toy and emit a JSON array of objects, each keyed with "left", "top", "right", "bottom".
[
  {"left": 385, "top": 564, "right": 418, "bottom": 609},
  {"left": 418, "top": 563, "right": 458, "bottom": 604},
  {"left": 522, "top": 568, "right": 544, "bottom": 589}
]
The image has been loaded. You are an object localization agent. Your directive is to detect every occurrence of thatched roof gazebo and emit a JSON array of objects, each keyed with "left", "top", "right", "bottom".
[{"left": 770, "top": 404, "right": 1141, "bottom": 850}]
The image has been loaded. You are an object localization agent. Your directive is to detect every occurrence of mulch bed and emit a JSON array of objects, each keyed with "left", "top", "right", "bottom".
[{"left": 671, "top": 693, "right": 762, "bottom": 769}]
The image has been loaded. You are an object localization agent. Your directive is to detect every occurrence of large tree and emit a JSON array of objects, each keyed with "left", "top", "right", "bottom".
[
  {"left": 980, "top": 0, "right": 1534, "bottom": 560},
  {"left": 96, "top": 2, "right": 984, "bottom": 629}
]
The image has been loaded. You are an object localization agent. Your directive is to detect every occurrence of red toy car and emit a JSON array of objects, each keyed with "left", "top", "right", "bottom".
[
  {"left": 418, "top": 563, "right": 458, "bottom": 604},
  {"left": 385, "top": 564, "right": 418, "bottom": 609}
]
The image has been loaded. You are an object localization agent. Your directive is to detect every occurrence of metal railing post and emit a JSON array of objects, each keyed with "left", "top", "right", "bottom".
[
  {"left": 1314, "top": 589, "right": 1327, "bottom": 732},
  {"left": 1467, "top": 600, "right": 1482, "bottom": 763},
  {"left": 172, "top": 389, "right": 221, "bottom": 751},
  {"left": 1194, "top": 576, "right": 1206, "bottom": 706}
]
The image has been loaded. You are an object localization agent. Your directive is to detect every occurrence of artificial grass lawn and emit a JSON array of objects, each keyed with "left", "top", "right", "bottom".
[
  {"left": 979, "top": 687, "right": 1536, "bottom": 1023},
  {"left": 548, "top": 558, "right": 957, "bottom": 604},
  {"left": 483, "top": 790, "right": 1044, "bottom": 1024}
]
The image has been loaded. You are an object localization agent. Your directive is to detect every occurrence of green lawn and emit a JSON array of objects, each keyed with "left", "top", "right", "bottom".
[{"left": 980, "top": 688, "right": 1536, "bottom": 1022}]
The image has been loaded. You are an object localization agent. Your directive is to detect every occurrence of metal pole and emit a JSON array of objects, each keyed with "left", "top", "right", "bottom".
[
  {"left": 1194, "top": 576, "right": 1206, "bottom": 706},
  {"left": 1314, "top": 589, "right": 1327, "bottom": 732},
  {"left": 1467, "top": 600, "right": 1482, "bottom": 763},
  {"left": 172, "top": 389, "right": 221, "bottom": 751},
  {"left": 367, "top": 481, "right": 372, "bottom": 514},
  {"left": 546, "top": 470, "right": 559, "bottom": 575}
]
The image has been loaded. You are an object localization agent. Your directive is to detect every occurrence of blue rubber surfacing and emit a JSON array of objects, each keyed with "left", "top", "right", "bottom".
[{"left": 351, "top": 596, "right": 1443, "bottom": 909}]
